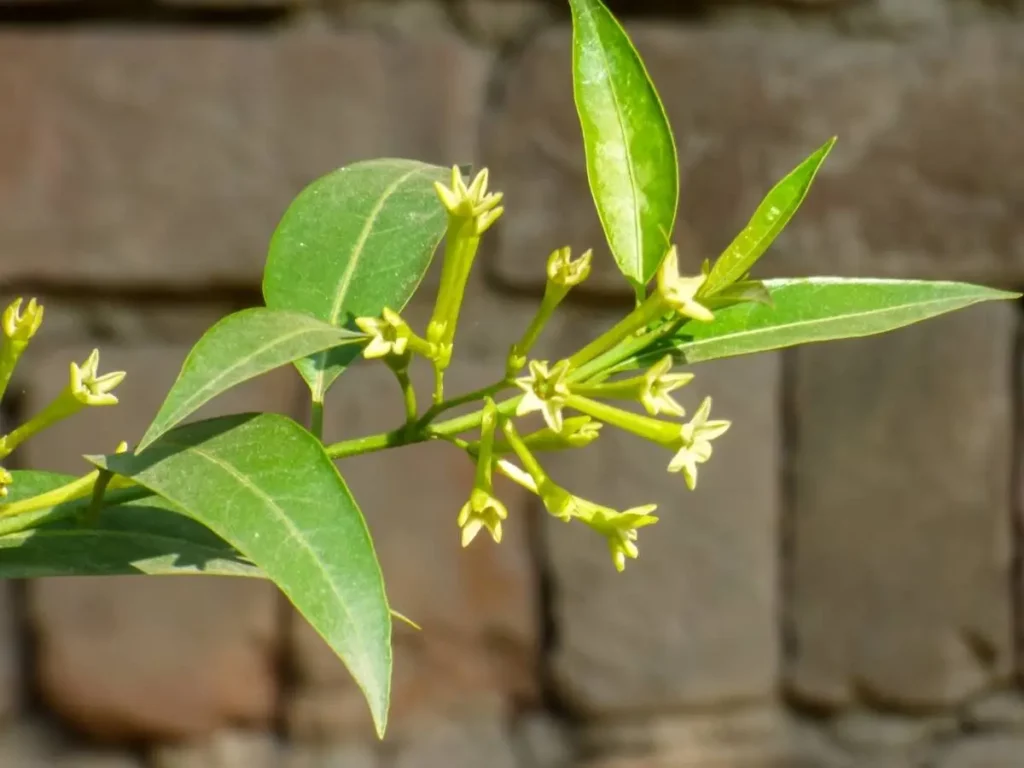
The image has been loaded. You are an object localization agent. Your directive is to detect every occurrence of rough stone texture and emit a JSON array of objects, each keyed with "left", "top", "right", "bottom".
[
  {"left": 829, "top": 710, "right": 955, "bottom": 764},
  {"left": 0, "top": 29, "right": 490, "bottom": 287},
  {"left": 0, "top": 720, "right": 143, "bottom": 768},
  {"left": 286, "top": 359, "right": 539, "bottom": 741},
  {"left": 484, "top": 22, "right": 1024, "bottom": 296},
  {"left": 329, "top": 0, "right": 455, "bottom": 33},
  {"left": 19, "top": 344, "right": 299, "bottom": 741},
  {"left": 0, "top": 295, "right": 250, "bottom": 351},
  {"left": 581, "top": 708, "right": 847, "bottom": 768},
  {"left": 150, "top": 731, "right": 281, "bottom": 768},
  {"left": 389, "top": 713, "right": 519, "bottom": 768},
  {"left": 931, "top": 735, "right": 1024, "bottom": 768},
  {"left": 285, "top": 743, "right": 379, "bottom": 768},
  {"left": 544, "top": 341, "right": 781, "bottom": 713},
  {"left": 511, "top": 713, "right": 574, "bottom": 768},
  {"left": 962, "top": 690, "right": 1024, "bottom": 731},
  {"left": 450, "top": 0, "right": 557, "bottom": 45},
  {"left": 0, "top": 584, "right": 20, "bottom": 724},
  {"left": 787, "top": 303, "right": 1016, "bottom": 711}
]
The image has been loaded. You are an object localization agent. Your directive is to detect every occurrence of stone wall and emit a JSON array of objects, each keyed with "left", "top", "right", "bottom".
[{"left": 0, "top": 0, "right": 1022, "bottom": 765}]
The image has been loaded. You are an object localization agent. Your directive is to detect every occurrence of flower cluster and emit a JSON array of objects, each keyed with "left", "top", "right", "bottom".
[{"left": 352, "top": 167, "right": 743, "bottom": 573}]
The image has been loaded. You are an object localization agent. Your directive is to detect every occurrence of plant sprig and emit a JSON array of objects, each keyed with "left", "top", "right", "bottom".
[{"left": 0, "top": 0, "right": 1016, "bottom": 742}]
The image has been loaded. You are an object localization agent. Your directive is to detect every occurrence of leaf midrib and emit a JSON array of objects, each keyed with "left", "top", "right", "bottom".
[
  {"left": 154, "top": 438, "right": 385, "bottom": 709},
  {"left": 678, "top": 295, "right": 981, "bottom": 359},
  {"left": 311, "top": 165, "right": 427, "bottom": 398},
  {"left": 576, "top": 1, "right": 643, "bottom": 280}
]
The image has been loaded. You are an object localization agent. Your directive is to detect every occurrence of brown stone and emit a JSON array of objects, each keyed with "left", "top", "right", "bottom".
[
  {"left": 390, "top": 712, "right": 520, "bottom": 768},
  {"left": 580, "top": 709, "right": 846, "bottom": 768},
  {"left": 0, "top": 29, "right": 490, "bottom": 288},
  {"left": 150, "top": 730, "right": 281, "bottom": 768},
  {"left": 932, "top": 735, "right": 1024, "bottom": 768},
  {"left": 0, "top": 584, "right": 20, "bottom": 724},
  {"left": 484, "top": 23, "right": 1024, "bottom": 296},
  {"left": 542, "top": 337, "right": 781, "bottom": 713},
  {"left": 450, "top": 0, "right": 557, "bottom": 45},
  {"left": 787, "top": 304, "right": 1015, "bottom": 711},
  {"left": 286, "top": 359, "right": 539, "bottom": 741},
  {"left": 18, "top": 344, "right": 302, "bottom": 741}
]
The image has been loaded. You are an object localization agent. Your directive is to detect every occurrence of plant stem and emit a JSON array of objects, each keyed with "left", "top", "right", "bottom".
[
  {"left": 325, "top": 390, "right": 523, "bottom": 461},
  {"left": 310, "top": 400, "right": 324, "bottom": 441},
  {"left": 415, "top": 380, "right": 512, "bottom": 429}
]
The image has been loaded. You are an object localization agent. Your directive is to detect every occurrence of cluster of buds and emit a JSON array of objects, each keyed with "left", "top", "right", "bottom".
[
  {"left": 454, "top": 244, "right": 732, "bottom": 571},
  {"left": 351, "top": 167, "right": 737, "bottom": 573},
  {"left": 0, "top": 298, "right": 127, "bottom": 497}
]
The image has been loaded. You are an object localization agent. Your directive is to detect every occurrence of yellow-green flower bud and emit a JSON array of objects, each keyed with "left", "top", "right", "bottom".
[
  {"left": 546, "top": 246, "right": 592, "bottom": 290},
  {"left": 2, "top": 298, "right": 43, "bottom": 343},
  {"left": 0, "top": 468, "right": 11, "bottom": 499},
  {"left": 70, "top": 349, "right": 126, "bottom": 407},
  {"left": 656, "top": 246, "right": 714, "bottom": 323},
  {"left": 457, "top": 398, "right": 508, "bottom": 547}
]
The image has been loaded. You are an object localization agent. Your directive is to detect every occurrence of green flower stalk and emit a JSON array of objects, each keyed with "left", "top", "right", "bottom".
[
  {"left": 456, "top": 398, "right": 508, "bottom": 546},
  {"left": 468, "top": 415, "right": 602, "bottom": 456},
  {"left": 0, "top": 349, "right": 125, "bottom": 460},
  {"left": 497, "top": 418, "right": 659, "bottom": 571},
  {"left": 571, "top": 354, "right": 694, "bottom": 417},
  {"left": 501, "top": 418, "right": 580, "bottom": 522},
  {"left": 507, "top": 247, "right": 592, "bottom": 377},
  {"left": 427, "top": 167, "right": 505, "bottom": 402},
  {"left": 0, "top": 297, "right": 44, "bottom": 402},
  {"left": 565, "top": 245, "right": 714, "bottom": 372},
  {"left": 564, "top": 393, "right": 730, "bottom": 489}
]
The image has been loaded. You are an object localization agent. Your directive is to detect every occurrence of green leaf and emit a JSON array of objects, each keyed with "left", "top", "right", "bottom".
[
  {"left": 138, "top": 308, "right": 364, "bottom": 452},
  {"left": 569, "top": 0, "right": 678, "bottom": 289},
  {"left": 263, "top": 158, "right": 452, "bottom": 400},
  {"left": 615, "top": 278, "right": 1020, "bottom": 371},
  {"left": 701, "top": 138, "right": 835, "bottom": 297},
  {"left": 91, "top": 413, "right": 392, "bottom": 737},
  {"left": 0, "top": 471, "right": 261, "bottom": 577}
]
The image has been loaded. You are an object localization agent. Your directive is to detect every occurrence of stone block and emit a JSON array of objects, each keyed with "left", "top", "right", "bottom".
[
  {"left": 150, "top": 730, "right": 282, "bottom": 768},
  {"left": 541, "top": 336, "right": 781, "bottom": 712},
  {"left": 0, "top": 29, "right": 490, "bottom": 288},
  {"left": 483, "top": 22, "right": 1024, "bottom": 296},
  {"left": 786, "top": 303, "right": 1016, "bottom": 711},
  {"left": 932, "top": 735, "right": 1024, "bottom": 768},
  {"left": 18, "top": 344, "right": 303, "bottom": 741},
  {"left": 285, "top": 360, "right": 539, "bottom": 741},
  {"left": 579, "top": 709, "right": 847, "bottom": 768}
]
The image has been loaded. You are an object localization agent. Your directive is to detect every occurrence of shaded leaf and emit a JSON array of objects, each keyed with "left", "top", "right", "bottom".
[
  {"left": 0, "top": 471, "right": 260, "bottom": 577},
  {"left": 92, "top": 413, "right": 391, "bottom": 736},
  {"left": 263, "top": 159, "right": 451, "bottom": 400},
  {"left": 569, "top": 0, "right": 678, "bottom": 289},
  {"left": 613, "top": 278, "right": 1020, "bottom": 371},
  {"left": 139, "top": 308, "right": 364, "bottom": 451},
  {"left": 702, "top": 138, "right": 835, "bottom": 297}
]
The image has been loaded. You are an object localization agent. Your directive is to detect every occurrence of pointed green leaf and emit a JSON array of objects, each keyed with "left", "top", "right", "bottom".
[
  {"left": 702, "top": 138, "right": 836, "bottom": 297},
  {"left": 615, "top": 278, "right": 1020, "bottom": 371},
  {"left": 263, "top": 159, "right": 452, "bottom": 400},
  {"left": 569, "top": 0, "right": 678, "bottom": 288},
  {"left": 91, "top": 413, "right": 391, "bottom": 736},
  {"left": 0, "top": 471, "right": 261, "bottom": 577},
  {"left": 139, "top": 308, "right": 365, "bottom": 451}
]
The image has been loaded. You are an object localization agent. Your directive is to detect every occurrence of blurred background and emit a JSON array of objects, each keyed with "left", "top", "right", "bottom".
[{"left": 0, "top": 0, "right": 1022, "bottom": 765}]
